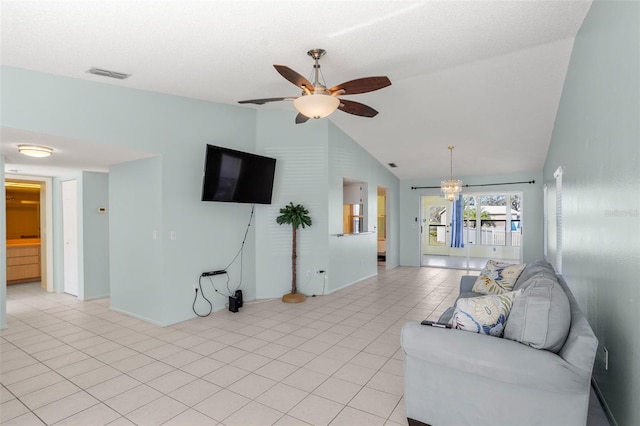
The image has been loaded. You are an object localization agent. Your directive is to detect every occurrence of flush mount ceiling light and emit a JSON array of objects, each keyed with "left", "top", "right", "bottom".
[
  {"left": 18, "top": 144, "right": 53, "bottom": 158},
  {"left": 441, "top": 146, "right": 462, "bottom": 202}
]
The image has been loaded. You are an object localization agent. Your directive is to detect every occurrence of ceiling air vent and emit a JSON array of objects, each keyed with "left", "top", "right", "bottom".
[
  {"left": 88, "top": 67, "right": 130, "bottom": 80},
  {"left": 388, "top": 163, "right": 398, "bottom": 168}
]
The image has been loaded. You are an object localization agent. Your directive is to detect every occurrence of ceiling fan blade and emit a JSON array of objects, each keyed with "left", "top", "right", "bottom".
[
  {"left": 274, "top": 65, "right": 314, "bottom": 91},
  {"left": 338, "top": 99, "right": 379, "bottom": 117},
  {"left": 238, "top": 97, "right": 294, "bottom": 105},
  {"left": 295, "top": 113, "right": 310, "bottom": 124},
  {"left": 329, "top": 76, "right": 391, "bottom": 95}
]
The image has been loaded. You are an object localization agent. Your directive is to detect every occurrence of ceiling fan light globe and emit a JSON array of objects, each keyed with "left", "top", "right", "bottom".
[{"left": 294, "top": 94, "right": 340, "bottom": 119}]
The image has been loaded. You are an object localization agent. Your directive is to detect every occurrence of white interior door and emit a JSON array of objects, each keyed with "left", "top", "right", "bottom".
[{"left": 62, "top": 180, "right": 79, "bottom": 296}]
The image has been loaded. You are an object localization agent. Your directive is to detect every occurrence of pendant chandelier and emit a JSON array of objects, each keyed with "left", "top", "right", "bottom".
[{"left": 441, "top": 146, "right": 462, "bottom": 201}]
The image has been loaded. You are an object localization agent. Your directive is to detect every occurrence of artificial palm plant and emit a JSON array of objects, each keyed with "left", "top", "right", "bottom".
[{"left": 276, "top": 202, "right": 312, "bottom": 303}]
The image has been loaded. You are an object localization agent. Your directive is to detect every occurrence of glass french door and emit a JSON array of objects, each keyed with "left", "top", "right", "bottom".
[
  {"left": 421, "top": 192, "right": 524, "bottom": 265},
  {"left": 422, "top": 196, "right": 451, "bottom": 256}
]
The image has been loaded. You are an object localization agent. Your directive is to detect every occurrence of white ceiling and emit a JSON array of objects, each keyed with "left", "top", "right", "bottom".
[
  {"left": 1, "top": 1, "right": 592, "bottom": 180},
  {"left": 1, "top": 127, "right": 155, "bottom": 176}
]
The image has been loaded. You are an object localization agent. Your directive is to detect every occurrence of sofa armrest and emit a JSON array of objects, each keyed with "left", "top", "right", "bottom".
[
  {"left": 460, "top": 275, "right": 477, "bottom": 293},
  {"left": 401, "top": 322, "right": 590, "bottom": 392}
]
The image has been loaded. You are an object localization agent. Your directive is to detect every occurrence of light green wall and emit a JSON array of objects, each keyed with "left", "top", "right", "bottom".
[
  {"left": 1, "top": 66, "right": 259, "bottom": 325},
  {"left": 109, "top": 157, "right": 164, "bottom": 324},
  {"left": 253, "top": 110, "right": 400, "bottom": 298},
  {"left": 81, "top": 172, "right": 110, "bottom": 300},
  {"left": 51, "top": 172, "right": 119, "bottom": 301},
  {"left": 400, "top": 171, "right": 544, "bottom": 266},
  {"left": 327, "top": 122, "right": 400, "bottom": 291},
  {"left": 1, "top": 66, "right": 399, "bottom": 324},
  {"left": 254, "top": 109, "right": 330, "bottom": 299},
  {"left": 544, "top": 1, "right": 640, "bottom": 425}
]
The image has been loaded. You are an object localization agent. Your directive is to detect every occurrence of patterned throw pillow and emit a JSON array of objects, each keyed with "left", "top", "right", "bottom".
[
  {"left": 472, "top": 260, "right": 526, "bottom": 295},
  {"left": 451, "top": 290, "right": 522, "bottom": 337}
]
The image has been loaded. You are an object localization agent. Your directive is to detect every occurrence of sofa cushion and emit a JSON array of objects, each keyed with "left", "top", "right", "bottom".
[
  {"left": 514, "top": 260, "right": 556, "bottom": 291},
  {"left": 504, "top": 272, "right": 571, "bottom": 352},
  {"left": 472, "top": 260, "right": 526, "bottom": 295},
  {"left": 451, "top": 290, "right": 522, "bottom": 337}
]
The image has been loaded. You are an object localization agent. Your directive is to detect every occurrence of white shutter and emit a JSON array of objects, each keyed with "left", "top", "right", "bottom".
[
  {"left": 543, "top": 184, "right": 548, "bottom": 260},
  {"left": 553, "top": 167, "right": 563, "bottom": 274}
]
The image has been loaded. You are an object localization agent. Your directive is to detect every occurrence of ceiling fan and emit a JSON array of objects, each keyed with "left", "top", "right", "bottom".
[{"left": 238, "top": 49, "right": 391, "bottom": 124}]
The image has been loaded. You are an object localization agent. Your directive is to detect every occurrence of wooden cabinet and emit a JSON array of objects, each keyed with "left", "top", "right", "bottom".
[{"left": 7, "top": 243, "right": 41, "bottom": 284}]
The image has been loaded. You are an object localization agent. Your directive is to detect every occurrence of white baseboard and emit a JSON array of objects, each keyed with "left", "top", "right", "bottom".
[
  {"left": 110, "top": 306, "right": 167, "bottom": 327},
  {"left": 324, "top": 272, "right": 378, "bottom": 295},
  {"left": 82, "top": 293, "right": 110, "bottom": 301}
]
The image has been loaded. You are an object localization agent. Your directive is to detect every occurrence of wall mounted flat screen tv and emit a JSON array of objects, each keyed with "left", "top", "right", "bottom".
[{"left": 201, "top": 145, "right": 276, "bottom": 204}]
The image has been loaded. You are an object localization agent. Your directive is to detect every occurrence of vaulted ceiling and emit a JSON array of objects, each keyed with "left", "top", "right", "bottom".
[{"left": 1, "top": 1, "right": 592, "bottom": 180}]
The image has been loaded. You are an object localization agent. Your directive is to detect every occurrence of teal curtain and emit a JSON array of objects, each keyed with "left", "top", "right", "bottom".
[{"left": 450, "top": 195, "right": 464, "bottom": 248}]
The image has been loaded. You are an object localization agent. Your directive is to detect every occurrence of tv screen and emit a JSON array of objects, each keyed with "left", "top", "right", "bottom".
[{"left": 201, "top": 145, "right": 276, "bottom": 204}]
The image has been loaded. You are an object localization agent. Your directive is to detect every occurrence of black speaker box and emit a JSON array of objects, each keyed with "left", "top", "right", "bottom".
[{"left": 228, "top": 296, "right": 239, "bottom": 313}]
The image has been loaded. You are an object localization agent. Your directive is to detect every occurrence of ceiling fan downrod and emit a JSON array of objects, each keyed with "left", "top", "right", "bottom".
[{"left": 307, "top": 48, "right": 327, "bottom": 92}]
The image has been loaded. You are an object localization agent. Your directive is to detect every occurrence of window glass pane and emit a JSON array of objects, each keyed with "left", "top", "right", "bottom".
[
  {"left": 429, "top": 205, "right": 446, "bottom": 246},
  {"left": 480, "top": 195, "right": 506, "bottom": 246},
  {"left": 511, "top": 194, "right": 522, "bottom": 247},
  {"left": 428, "top": 225, "right": 446, "bottom": 246},
  {"left": 463, "top": 196, "right": 476, "bottom": 245}
]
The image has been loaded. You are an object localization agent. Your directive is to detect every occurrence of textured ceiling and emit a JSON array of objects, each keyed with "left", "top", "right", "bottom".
[{"left": 1, "top": 1, "right": 592, "bottom": 180}]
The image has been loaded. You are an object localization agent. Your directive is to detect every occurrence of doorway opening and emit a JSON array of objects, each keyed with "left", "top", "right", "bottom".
[
  {"left": 377, "top": 186, "right": 387, "bottom": 266},
  {"left": 5, "top": 176, "right": 53, "bottom": 291},
  {"left": 420, "top": 191, "right": 523, "bottom": 269}
]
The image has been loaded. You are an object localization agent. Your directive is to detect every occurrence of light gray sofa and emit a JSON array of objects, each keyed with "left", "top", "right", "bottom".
[{"left": 401, "top": 260, "right": 598, "bottom": 426}]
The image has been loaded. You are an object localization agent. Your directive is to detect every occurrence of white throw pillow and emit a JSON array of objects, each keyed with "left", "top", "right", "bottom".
[
  {"left": 472, "top": 260, "right": 526, "bottom": 295},
  {"left": 451, "top": 290, "right": 522, "bottom": 337}
]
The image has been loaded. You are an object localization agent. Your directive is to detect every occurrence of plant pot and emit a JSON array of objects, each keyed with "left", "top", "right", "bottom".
[{"left": 282, "top": 292, "right": 306, "bottom": 303}]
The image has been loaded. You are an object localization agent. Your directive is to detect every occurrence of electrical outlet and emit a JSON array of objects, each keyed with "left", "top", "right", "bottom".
[{"left": 604, "top": 347, "right": 609, "bottom": 370}]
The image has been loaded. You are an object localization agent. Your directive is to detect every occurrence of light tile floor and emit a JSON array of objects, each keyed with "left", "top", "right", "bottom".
[
  {"left": 1, "top": 267, "right": 609, "bottom": 425},
  {"left": 422, "top": 255, "right": 503, "bottom": 271}
]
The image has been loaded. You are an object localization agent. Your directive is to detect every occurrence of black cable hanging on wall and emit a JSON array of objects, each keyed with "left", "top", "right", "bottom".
[{"left": 411, "top": 180, "right": 535, "bottom": 190}]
